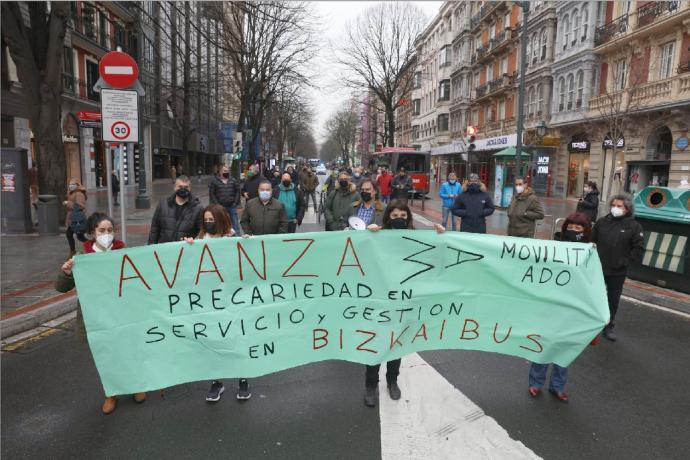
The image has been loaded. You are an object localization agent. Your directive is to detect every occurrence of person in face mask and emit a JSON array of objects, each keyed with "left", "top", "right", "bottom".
[
  {"left": 363, "top": 200, "right": 444, "bottom": 407},
  {"left": 576, "top": 181, "right": 600, "bottom": 222},
  {"left": 528, "top": 212, "right": 595, "bottom": 404},
  {"left": 63, "top": 179, "right": 88, "bottom": 258},
  {"left": 592, "top": 194, "right": 644, "bottom": 342},
  {"left": 148, "top": 176, "right": 203, "bottom": 244},
  {"left": 391, "top": 167, "right": 413, "bottom": 202},
  {"left": 241, "top": 164, "right": 263, "bottom": 201},
  {"left": 451, "top": 173, "right": 495, "bottom": 233},
  {"left": 344, "top": 180, "right": 385, "bottom": 229},
  {"left": 507, "top": 177, "right": 544, "bottom": 238},
  {"left": 209, "top": 165, "right": 241, "bottom": 236},
  {"left": 351, "top": 166, "right": 364, "bottom": 188},
  {"left": 273, "top": 173, "right": 306, "bottom": 233},
  {"left": 299, "top": 167, "right": 320, "bottom": 211},
  {"left": 324, "top": 171, "right": 361, "bottom": 231},
  {"left": 57, "top": 212, "right": 146, "bottom": 414},
  {"left": 439, "top": 172, "right": 462, "bottom": 231},
  {"left": 240, "top": 180, "right": 288, "bottom": 236}
]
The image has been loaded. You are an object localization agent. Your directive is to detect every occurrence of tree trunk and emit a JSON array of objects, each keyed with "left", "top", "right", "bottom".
[{"left": 386, "top": 106, "right": 395, "bottom": 147}]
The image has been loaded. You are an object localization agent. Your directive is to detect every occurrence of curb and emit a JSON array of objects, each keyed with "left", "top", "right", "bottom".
[
  {"left": 0, "top": 295, "right": 78, "bottom": 339},
  {"left": 623, "top": 284, "right": 690, "bottom": 316}
]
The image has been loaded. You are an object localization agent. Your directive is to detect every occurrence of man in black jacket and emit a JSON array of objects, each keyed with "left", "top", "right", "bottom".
[
  {"left": 592, "top": 193, "right": 644, "bottom": 341},
  {"left": 148, "top": 176, "right": 203, "bottom": 244},
  {"left": 241, "top": 164, "right": 263, "bottom": 201},
  {"left": 391, "top": 167, "right": 413, "bottom": 202},
  {"left": 209, "top": 165, "right": 241, "bottom": 235},
  {"left": 451, "top": 174, "right": 495, "bottom": 233}
]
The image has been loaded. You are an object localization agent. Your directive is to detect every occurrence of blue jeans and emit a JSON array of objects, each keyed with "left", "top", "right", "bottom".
[
  {"left": 225, "top": 206, "right": 241, "bottom": 236},
  {"left": 381, "top": 194, "right": 390, "bottom": 204},
  {"left": 529, "top": 363, "right": 568, "bottom": 392},
  {"left": 442, "top": 206, "right": 457, "bottom": 231}
]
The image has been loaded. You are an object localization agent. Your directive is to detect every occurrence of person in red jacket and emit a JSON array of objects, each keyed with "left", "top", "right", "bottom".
[{"left": 376, "top": 167, "right": 393, "bottom": 203}]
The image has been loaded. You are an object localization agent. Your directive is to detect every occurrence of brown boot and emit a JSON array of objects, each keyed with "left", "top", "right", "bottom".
[
  {"left": 102, "top": 396, "right": 118, "bottom": 414},
  {"left": 133, "top": 392, "right": 147, "bottom": 403}
]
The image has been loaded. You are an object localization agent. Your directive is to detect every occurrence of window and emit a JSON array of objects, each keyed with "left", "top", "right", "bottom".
[
  {"left": 63, "top": 47, "right": 75, "bottom": 93},
  {"left": 490, "top": 23, "right": 496, "bottom": 40},
  {"left": 485, "top": 105, "right": 491, "bottom": 123},
  {"left": 501, "top": 56, "right": 508, "bottom": 74},
  {"left": 576, "top": 71, "right": 584, "bottom": 107},
  {"left": 563, "top": 15, "right": 570, "bottom": 49},
  {"left": 412, "top": 125, "right": 420, "bottom": 140},
  {"left": 439, "top": 46, "right": 451, "bottom": 67},
  {"left": 581, "top": 8, "right": 589, "bottom": 41},
  {"left": 537, "top": 83, "right": 544, "bottom": 114},
  {"left": 487, "top": 62, "right": 493, "bottom": 82},
  {"left": 660, "top": 41, "right": 675, "bottom": 79},
  {"left": 527, "top": 87, "right": 535, "bottom": 116},
  {"left": 572, "top": 9, "right": 580, "bottom": 46},
  {"left": 438, "top": 114, "right": 450, "bottom": 132},
  {"left": 504, "top": 12, "right": 511, "bottom": 31},
  {"left": 567, "top": 74, "right": 575, "bottom": 109},
  {"left": 540, "top": 29, "right": 548, "bottom": 60},
  {"left": 499, "top": 99, "right": 506, "bottom": 120},
  {"left": 99, "top": 10, "right": 108, "bottom": 48},
  {"left": 526, "top": 38, "right": 532, "bottom": 67},
  {"left": 558, "top": 77, "right": 566, "bottom": 111},
  {"left": 590, "top": 68, "right": 598, "bottom": 96},
  {"left": 412, "top": 99, "right": 421, "bottom": 115},
  {"left": 398, "top": 153, "right": 426, "bottom": 171},
  {"left": 439, "top": 80, "right": 451, "bottom": 101},
  {"left": 531, "top": 34, "right": 539, "bottom": 64},
  {"left": 86, "top": 60, "right": 100, "bottom": 101},
  {"left": 413, "top": 72, "right": 422, "bottom": 89},
  {"left": 614, "top": 58, "right": 627, "bottom": 91}
]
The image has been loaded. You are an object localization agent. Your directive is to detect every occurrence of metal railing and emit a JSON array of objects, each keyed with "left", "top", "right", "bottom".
[
  {"left": 594, "top": 14, "right": 629, "bottom": 46},
  {"left": 637, "top": 1, "right": 679, "bottom": 28}
]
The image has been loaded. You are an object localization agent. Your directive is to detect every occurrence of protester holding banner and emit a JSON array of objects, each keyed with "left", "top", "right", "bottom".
[
  {"left": 148, "top": 176, "right": 203, "bottom": 244},
  {"left": 450, "top": 174, "right": 495, "bottom": 233},
  {"left": 507, "top": 177, "right": 544, "bottom": 238},
  {"left": 528, "top": 212, "right": 593, "bottom": 403},
  {"left": 344, "top": 180, "right": 384, "bottom": 228},
  {"left": 241, "top": 180, "right": 289, "bottom": 236},
  {"left": 56, "top": 212, "right": 146, "bottom": 414},
  {"left": 592, "top": 194, "right": 644, "bottom": 342},
  {"left": 273, "top": 173, "right": 305, "bottom": 233},
  {"left": 324, "top": 171, "right": 361, "bottom": 231},
  {"left": 363, "top": 200, "right": 445, "bottom": 407}
]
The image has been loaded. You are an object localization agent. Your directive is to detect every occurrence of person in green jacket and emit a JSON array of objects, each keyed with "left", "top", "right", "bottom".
[
  {"left": 507, "top": 177, "right": 545, "bottom": 238},
  {"left": 324, "top": 171, "right": 361, "bottom": 231}
]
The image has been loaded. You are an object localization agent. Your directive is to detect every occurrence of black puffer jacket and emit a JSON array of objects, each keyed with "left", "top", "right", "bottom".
[
  {"left": 148, "top": 194, "right": 203, "bottom": 244},
  {"left": 592, "top": 214, "right": 644, "bottom": 276},
  {"left": 451, "top": 182, "right": 495, "bottom": 233},
  {"left": 576, "top": 189, "right": 600, "bottom": 222},
  {"left": 209, "top": 176, "right": 240, "bottom": 207},
  {"left": 242, "top": 174, "right": 264, "bottom": 200}
]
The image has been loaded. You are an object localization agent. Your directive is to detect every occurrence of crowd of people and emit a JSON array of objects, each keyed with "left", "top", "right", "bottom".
[{"left": 57, "top": 162, "right": 644, "bottom": 413}]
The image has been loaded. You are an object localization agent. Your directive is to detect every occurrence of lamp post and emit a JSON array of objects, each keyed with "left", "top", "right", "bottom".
[
  {"left": 536, "top": 120, "right": 547, "bottom": 139},
  {"left": 515, "top": 1, "right": 530, "bottom": 179}
]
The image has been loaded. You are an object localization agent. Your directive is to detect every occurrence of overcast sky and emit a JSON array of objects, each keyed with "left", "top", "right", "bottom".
[{"left": 310, "top": 1, "right": 443, "bottom": 146}]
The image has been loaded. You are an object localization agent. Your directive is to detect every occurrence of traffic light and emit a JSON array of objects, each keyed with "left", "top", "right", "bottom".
[
  {"left": 233, "top": 132, "right": 243, "bottom": 160},
  {"left": 466, "top": 126, "right": 477, "bottom": 153}
]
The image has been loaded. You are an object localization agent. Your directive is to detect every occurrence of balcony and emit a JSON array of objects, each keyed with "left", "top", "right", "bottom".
[
  {"left": 475, "top": 84, "right": 488, "bottom": 99},
  {"left": 679, "top": 61, "right": 690, "bottom": 74},
  {"left": 637, "top": 1, "right": 679, "bottom": 28},
  {"left": 594, "top": 14, "right": 629, "bottom": 46},
  {"left": 588, "top": 73, "right": 690, "bottom": 115}
]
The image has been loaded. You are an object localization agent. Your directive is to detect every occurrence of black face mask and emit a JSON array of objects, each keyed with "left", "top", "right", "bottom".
[
  {"left": 176, "top": 188, "right": 190, "bottom": 199},
  {"left": 282, "top": 180, "right": 292, "bottom": 187},
  {"left": 360, "top": 191, "right": 372, "bottom": 202},
  {"left": 563, "top": 230, "right": 585, "bottom": 242},
  {"left": 204, "top": 222, "right": 216, "bottom": 234},
  {"left": 339, "top": 180, "right": 349, "bottom": 189},
  {"left": 390, "top": 218, "right": 407, "bottom": 229},
  {"left": 222, "top": 173, "right": 229, "bottom": 178},
  {"left": 468, "top": 183, "right": 480, "bottom": 193}
]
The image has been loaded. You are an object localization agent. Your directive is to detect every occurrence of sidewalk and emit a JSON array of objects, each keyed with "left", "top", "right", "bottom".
[
  {"left": 0, "top": 176, "right": 215, "bottom": 337},
  {"left": 410, "top": 180, "right": 690, "bottom": 316}
]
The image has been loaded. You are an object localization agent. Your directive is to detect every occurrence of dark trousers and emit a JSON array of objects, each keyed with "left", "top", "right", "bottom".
[
  {"left": 604, "top": 274, "right": 626, "bottom": 327},
  {"left": 304, "top": 191, "right": 317, "bottom": 209},
  {"left": 288, "top": 221, "right": 297, "bottom": 233},
  {"left": 66, "top": 226, "right": 87, "bottom": 252},
  {"left": 365, "top": 359, "right": 401, "bottom": 388}
]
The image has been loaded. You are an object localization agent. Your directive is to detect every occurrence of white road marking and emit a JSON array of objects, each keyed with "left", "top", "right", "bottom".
[
  {"left": 622, "top": 295, "right": 690, "bottom": 319},
  {"left": 379, "top": 353, "right": 540, "bottom": 460},
  {"left": 1, "top": 311, "right": 77, "bottom": 346}
]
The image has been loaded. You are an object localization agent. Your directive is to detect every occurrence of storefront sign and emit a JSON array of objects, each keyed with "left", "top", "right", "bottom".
[
  {"left": 431, "top": 140, "right": 467, "bottom": 156},
  {"left": 536, "top": 156, "right": 550, "bottom": 175},
  {"left": 675, "top": 137, "right": 689, "bottom": 150},
  {"left": 603, "top": 136, "right": 625, "bottom": 149},
  {"left": 62, "top": 134, "right": 79, "bottom": 143},
  {"left": 475, "top": 134, "right": 517, "bottom": 152},
  {"left": 77, "top": 111, "right": 102, "bottom": 121},
  {"left": 568, "top": 140, "right": 590, "bottom": 153}
]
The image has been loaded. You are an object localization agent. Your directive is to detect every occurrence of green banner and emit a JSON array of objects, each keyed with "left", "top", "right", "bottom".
[{"left": 73, "top": 231, "right": 609, "bottom": 396}]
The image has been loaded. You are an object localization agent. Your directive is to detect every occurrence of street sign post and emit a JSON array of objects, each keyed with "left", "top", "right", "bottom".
[{"left": 101, "top": 89, "right": 139, "bottom": 143}]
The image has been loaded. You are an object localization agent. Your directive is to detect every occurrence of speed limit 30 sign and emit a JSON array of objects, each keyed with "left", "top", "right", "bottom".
[{"left": 101, "top": 89, "right": 139, "bottom": 143}]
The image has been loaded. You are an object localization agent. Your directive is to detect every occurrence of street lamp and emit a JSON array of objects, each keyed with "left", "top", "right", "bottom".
[{"left": 536, "top": 120, "right": 547, "bottom": 138}]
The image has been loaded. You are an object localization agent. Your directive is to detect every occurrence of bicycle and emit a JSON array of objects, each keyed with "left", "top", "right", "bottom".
[{"left": 317, "top": 190, "right": 326, "bottom": 224}]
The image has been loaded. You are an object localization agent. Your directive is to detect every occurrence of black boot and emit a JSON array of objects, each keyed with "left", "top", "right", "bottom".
[
  {"left": 603, "top": 324, "right": 617, "bottom": 342},
  {"left": 364, "top": 387, "right": 377, "bottom": 407}
]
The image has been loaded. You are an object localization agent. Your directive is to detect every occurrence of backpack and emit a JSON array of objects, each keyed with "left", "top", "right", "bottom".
[{"left": 70, "top": 203, "right": 87, "bottom": 233}]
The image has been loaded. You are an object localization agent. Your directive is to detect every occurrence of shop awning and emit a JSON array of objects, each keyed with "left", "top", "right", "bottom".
[{"left": 493, "top": 147, "right": 532, "bottom": 157}]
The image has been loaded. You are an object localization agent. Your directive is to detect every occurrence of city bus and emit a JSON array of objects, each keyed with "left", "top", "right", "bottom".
[
  {"left": 372, "top": 147, "right": 431, "bottom": 194},
  {"left": 308, "top": 158, "right": 321, "bottom": 168}
]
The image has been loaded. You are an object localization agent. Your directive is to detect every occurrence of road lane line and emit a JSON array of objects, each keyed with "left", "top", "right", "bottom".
[
  {"left": 622, "top": 295, "right": 690, "bottom": 319},
  {"left": 379, "top": 353, "right": 540, "bottom": 460}
]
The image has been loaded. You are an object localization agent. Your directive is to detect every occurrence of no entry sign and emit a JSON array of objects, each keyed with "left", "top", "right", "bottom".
[
  {"left": 99, "top": 51, "right": 139, "bottom": 89},
  {"left": 101, "top": 89, "right": 139, "bottom": 143}
]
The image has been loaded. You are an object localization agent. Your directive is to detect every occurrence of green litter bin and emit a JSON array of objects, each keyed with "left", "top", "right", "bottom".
[{"left": 629, "top": 187, "right": 690, "bottom": 293}]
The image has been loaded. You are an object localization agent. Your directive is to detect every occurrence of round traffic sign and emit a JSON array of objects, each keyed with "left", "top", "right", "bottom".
[
  {"left": 111, "top": 121, "right": 130, "bottom": 140},
  {"left": 99, "top": 51, "right": 139, "bottom": 89}
]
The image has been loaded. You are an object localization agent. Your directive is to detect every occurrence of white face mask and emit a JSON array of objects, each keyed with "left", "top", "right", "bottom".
[
  {"left": 610, "top": 206, "right": 625, "bottom": 217},
  {"left": 96, "top": 234, "right": 114, "bottom": 249},
  {"left": 68, "top": 184, "right": 78, "bottom": 192},
  {"left": 515, "top": 185, "right": 525, "bottom": 194},
  {"left": 259, "top": 190, "right": 272, "bottom": 202}
]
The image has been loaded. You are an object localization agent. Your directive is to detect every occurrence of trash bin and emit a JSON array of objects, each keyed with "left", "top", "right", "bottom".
[
  {"left": 628, "top": 187, "right": 690, "bottom": 293},
  {"left": 37, "top": 194, "right": 60, "bottom": 236}
]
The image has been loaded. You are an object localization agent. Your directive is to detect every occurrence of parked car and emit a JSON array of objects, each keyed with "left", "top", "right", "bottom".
[{"left": 315, "top": 164, "right": 327, "bottom": 175}]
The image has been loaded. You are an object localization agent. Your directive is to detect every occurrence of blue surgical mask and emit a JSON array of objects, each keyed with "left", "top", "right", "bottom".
[
  {"left": 259, "top": 190, "right": 272, "bottom": 202},
  {"left": 449, "top": 180, "right": 456, "bottom": 184}
]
